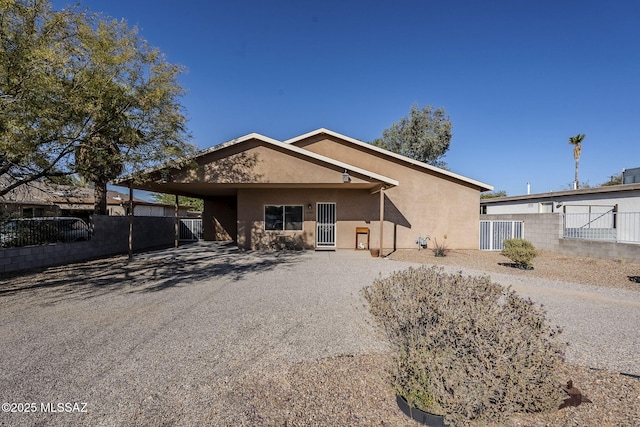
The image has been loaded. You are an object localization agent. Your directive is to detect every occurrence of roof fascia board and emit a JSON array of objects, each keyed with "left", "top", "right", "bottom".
[
  {"left": 267, "top": 137, "right": 399, "bottom": 187},
  {"left": 284, "top": 128, "right": 493, "bottom": 191},
  {"left": 482, "top": 183, "right": 640, "bottom": 204},
  {"left": 115, "top": 133, "right": 281, "bottom": 184},
  {"left": 117, "top": 131, "right": 398, "bottom": 187}
]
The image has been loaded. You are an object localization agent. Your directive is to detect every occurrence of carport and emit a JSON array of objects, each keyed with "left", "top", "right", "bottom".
[
  {"left": 116, "top": 128, "right": 492, "bottom": 255},
  {"left": 115, "top": 132, "right": 397, "bottom": 255}
]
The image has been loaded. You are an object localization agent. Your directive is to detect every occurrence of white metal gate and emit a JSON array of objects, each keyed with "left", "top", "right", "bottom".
[
  {"left": 179, "top": 218, "right": 203, "bottom": 241},
  {"left": 479, "top": 220, "right": 523, "bottom": 250},
  {"left": 316, "top": 202, "right": 336, "bottom": 248}
]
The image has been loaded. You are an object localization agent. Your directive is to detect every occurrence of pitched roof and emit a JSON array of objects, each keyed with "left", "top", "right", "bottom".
[
  {"left": 284, "top": 128, "right": 493, "bottom": 191},
  {"left": 0, "top": 180, "right": 140, "bottom": 205},
  {"left": 122, "top": 132, "right": 399, "bottom": 187},
  {"left": 116, "top": 128, "right": 493, "bottom": 192}
]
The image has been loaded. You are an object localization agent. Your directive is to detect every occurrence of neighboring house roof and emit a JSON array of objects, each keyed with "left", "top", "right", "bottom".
[
  {"left": 1, "top": 181, "right": 194, "bottom": 215},
  {"left": 1, "top": 181, "right": 139, "bottom": 206},
  {"left": 481, "top": 183, "right": 640, "bottom": 205},
  {"left": 285, "top": 128, "right": 493, "bottom": 191}
]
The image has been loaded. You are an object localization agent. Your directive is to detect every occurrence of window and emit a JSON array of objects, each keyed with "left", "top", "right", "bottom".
[
  {"left": 265, "top": 205, "right": 303, "bottom": 231},
  {"left": 539, "top": 202, "right": 553, "bottom": 213}
]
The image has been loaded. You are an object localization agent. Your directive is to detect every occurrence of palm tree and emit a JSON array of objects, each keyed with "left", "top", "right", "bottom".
[{"left": 568, "top": 134, "right": 586, "bottom": 189}]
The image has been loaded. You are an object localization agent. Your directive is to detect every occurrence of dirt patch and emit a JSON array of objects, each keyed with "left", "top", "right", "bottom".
[{"left": 388, "top": 249, "right": 640, "bottom": 292}]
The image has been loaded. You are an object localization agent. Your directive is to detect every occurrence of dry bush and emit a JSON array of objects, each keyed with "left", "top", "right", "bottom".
[
  {"left": 432, "top": 237, "right": 448, "bottom": 257},
  {"left": 362, "top": 266, "right": 567, "bottom": 425}
]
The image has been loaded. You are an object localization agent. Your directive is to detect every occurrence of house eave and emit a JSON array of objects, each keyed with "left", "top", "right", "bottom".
[
  {"left": 481, "top": 183, "right": 640, "bottom": 205},
  {"left": 115, "top": 132, "right": 399, "bottom": 192},
  {"left": 284, "top": 128, "right": 493, "bottom": 192}
]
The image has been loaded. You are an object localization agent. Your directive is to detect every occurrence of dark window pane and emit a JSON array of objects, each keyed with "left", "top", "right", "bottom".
[
  {"left": 265, "top": 205, "right": 283, "bottom": 230},
  {"left": 284, "top": 205, "right": 303, "bottom": 230}
]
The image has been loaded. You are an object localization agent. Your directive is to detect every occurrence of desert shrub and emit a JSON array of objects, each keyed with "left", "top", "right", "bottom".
[
  {"left": 362, "top": 266, "right": 566, "bottom": 425},
  {"left": 432, "top": 237, "right": 447, "bottom": 257},
  {"left": 501, "top": 238, "right": 537, "bottom": 269}
]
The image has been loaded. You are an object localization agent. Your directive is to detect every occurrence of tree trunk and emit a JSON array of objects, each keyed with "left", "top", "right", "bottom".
[
  {"left": 94, "top": 181, "right": 108, "bottom": 215},
  {"left": 575, "top": 159, "right": 579, "bottom": 190}
]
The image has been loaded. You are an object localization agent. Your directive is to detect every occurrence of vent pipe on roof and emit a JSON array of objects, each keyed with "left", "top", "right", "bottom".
[{"left": 527, "top": 182, "right": 530, "bottom": 195}]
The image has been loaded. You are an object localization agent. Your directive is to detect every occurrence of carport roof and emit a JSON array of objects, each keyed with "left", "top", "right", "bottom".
[
  {"left": 197, "top": 132, "right": 399, "bottom": 186},
  {"left": 114, "top": 131, "right": 399, "bottom": 197}
]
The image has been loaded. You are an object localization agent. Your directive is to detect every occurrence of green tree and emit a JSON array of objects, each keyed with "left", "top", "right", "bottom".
[
  {"left": 1, "top": 0, "right": 81, "bottom": 193},
  {"left": 568, "top": 134, "right": 586, "bottom": 189},
  {"left": 481, "top": 190, "right": 507, "bottom": 199},
  {"left": 373, "top": 104, "right": 452, "bottom": 168},
  {"left": 600, "top": 173, "right": 622, "bottom": 187},
  {"left": 0, "top": 0, "right": 195, "bottom": 214},
  {"left": 152, "top": 193, "right": 204, "bottom": 211}
]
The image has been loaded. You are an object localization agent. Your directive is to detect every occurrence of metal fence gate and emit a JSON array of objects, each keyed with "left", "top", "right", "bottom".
[
  {"left": 479, "top": 220, "right": 524, "bottom": 250},
  {"left": 179, "top": 218, "right": 203, "bottom": 241}
]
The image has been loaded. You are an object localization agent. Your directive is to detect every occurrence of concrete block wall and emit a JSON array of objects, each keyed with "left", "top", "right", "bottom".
[
  {"left": 481, "top": 213, "right": 563, "bottom": 252},
  {"left": 0, "top": 216, "right": 175, "bottom": 275},
  {"left": 559, "top": 239, "right": 640, "bottom": 262},
  {"left": 481, "top": 213, "right": 640, "bottom": 263}
]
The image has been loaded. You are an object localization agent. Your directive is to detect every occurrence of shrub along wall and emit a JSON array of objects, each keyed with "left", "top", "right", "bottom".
[
  {"left": 0, "top": 216, "right": 175, "bottom": 275},
  {"left": 481, "top": 213, "right": 640, "bottom": 263},
  {"left": 481, "top": 213, "right": 563, "bottom": 252}
]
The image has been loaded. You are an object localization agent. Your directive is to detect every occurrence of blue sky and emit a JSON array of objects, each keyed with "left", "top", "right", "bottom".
[{"left": 57, "top": 0, "right": 639, "bottom": 196}]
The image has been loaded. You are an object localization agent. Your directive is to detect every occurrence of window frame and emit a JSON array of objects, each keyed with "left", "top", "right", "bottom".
[{"left": 264, "top": 204, "right": 304, "bottom": 231}]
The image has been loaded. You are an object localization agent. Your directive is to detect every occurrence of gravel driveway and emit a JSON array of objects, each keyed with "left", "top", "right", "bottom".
[
  {"left": 427, "top": 264, "right": 640, "bottom": 377},
  {"left": 0, "top": 242, "right": 638, "bottom": 426}
]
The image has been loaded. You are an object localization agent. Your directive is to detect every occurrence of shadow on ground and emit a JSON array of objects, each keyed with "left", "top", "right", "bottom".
[
  {"left": 498, "top": 262, "right": 534, "bottom": 270},
  {"left": 0, "top": 242, "right": 305, "bottom": 299}
]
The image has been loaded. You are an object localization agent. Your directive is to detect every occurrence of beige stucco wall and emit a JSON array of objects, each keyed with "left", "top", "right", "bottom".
[
  {"left": 204, "top": 197, "right": 236, "bottom": 241},
  {"left": 235, "top": 188, "right": 382, "bottom": 250},
  {"left": 231, "top": 182, "right": 479, "bottom": 251},
  {"left": 189, "top": 134, "right": 485, "bottom": 251},
  {"left": 174, "top": 139, "right": 371, "bottom": 186},
  {"left": 290, "top": 135, "right": 483, "bottom": 250}
]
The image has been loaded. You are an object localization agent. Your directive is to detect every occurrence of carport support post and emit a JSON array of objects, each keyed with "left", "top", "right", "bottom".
[
  {"left": 128, "top": 183, "right": 133, "bottom": 260},
  {"left": 379, "top": 185, "right": 385, "bottom": 258},
  {"left": 174, "top": 194, "right": 179, "bottom": 248}
]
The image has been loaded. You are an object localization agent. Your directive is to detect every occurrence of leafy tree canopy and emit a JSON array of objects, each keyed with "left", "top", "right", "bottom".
[
  {"left": 372, "top": 104, "right": 452, "bottom": 168},
  {"left": 0, "top": 0, "right": 195, "bottom": 213},
  {"left": 152, "top": 193, "right": 203, "bottom": 211},
  {"left": 599, "top": 173, "right": 622, "bottom": 187},
  {"left": 481, "top": 190, "right": 508, "bottom": 199}
]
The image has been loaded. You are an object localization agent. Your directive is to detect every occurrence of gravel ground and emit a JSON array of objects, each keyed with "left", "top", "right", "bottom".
[
  {"left": 389, "top": 248, "right": 640, "bottom": 292},
  {"left": 0, "top": 243, "right": 638, "bottom": 426}
]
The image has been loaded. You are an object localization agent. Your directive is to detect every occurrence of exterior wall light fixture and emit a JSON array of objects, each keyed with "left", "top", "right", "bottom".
[{"left": 342, "top": 170, "right": 350, "bottom": 183}]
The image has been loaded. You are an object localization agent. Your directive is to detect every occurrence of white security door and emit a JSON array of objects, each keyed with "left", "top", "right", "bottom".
[{"left": 316, "top": 202, "right": 336, "bottom": 248}]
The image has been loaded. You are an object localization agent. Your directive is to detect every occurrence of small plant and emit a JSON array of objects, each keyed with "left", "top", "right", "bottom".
[
  {"left": 432, "top": 237, "right": 447, "bottom": 257},
  {"left": 501, "top": 238, "right": 537, "bottom": 269},
  {"left": 362, "top": 266, "right": 566, "bottom": 425}
]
